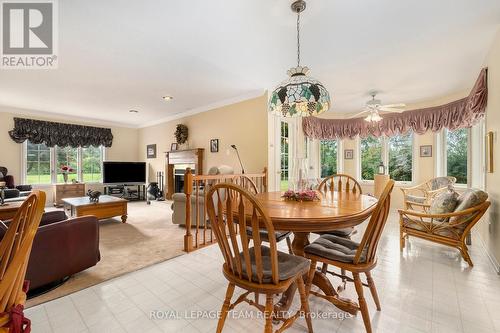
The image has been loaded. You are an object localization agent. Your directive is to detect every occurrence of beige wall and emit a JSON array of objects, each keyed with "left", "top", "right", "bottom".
[
  {"left": 138, "top": 94, "right": 268, "bottom": 183},
  {"left": 479, "top": 28, "right": 500, "bottom": 271},
  {"left": 0, "top": 107, "right": 139, "bottom": 205}
]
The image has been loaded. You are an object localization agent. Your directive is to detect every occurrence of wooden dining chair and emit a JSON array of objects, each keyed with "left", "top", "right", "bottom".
[
  {"left": 206, "top": 183, "right": 313, "bottom": 333},
  {"left": 304, "top": 180, "right": 394, "bottom": 333},
  {"left": 0, "top": 191, "right": 46, "bottom": 333},
  {"left": 239, "top": 175, "right": 293, "bottom": 254},
  {"left": 317, "top": 174, "right": 362, "bottom": 281}
]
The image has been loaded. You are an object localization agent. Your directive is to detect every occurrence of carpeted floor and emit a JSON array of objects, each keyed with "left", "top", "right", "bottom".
[{"left": 27, "top": 200, "right": 185, "bottom": 307}]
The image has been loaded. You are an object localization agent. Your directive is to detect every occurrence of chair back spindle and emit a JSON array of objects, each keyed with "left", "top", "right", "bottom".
[
  {"left": 206, "top": 183, "right": 279, "bottom": 285},
  {"left": 319, "top": 174, "right": 362, "bottom": 194},
  {"left": 355, "top": 180, "right": 394, "bottom": 264}
]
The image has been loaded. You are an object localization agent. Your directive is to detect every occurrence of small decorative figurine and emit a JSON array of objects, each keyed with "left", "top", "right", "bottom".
[{"left": 87, "top": 189, "right": 101, "bottom": 202}]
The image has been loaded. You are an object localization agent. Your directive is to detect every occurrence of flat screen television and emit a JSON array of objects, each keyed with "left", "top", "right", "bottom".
[{"left": 103, "top": 162, "right": 146, "bottom": 184}]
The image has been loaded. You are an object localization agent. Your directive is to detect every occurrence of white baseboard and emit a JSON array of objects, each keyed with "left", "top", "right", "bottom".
[{"left": 475, "top": 230, "right": 500, "bottom": 274}]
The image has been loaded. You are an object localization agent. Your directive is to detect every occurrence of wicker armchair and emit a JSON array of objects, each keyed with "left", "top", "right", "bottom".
[
  {"left": 400, "top": 176, "right": 456, "bottom": 210},
  {"left": 399, "top": 200, "right": 490, "bottom": 266}
]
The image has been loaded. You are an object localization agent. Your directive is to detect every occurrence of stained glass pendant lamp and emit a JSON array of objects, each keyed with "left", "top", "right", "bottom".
[{"left": 269, "top": 0, "right": 331, "bottom": 117}]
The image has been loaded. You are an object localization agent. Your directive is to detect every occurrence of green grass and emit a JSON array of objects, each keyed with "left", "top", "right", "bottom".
[
  {"left": 280, "top": 180, "right": 289, "bottom": 192},
  {"left": 26, "top": 173, "right": 102, "bottom": 184}
]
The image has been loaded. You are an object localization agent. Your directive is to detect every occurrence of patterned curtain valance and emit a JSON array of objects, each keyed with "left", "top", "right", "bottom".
[
  {"left": 302, "top": 68, "right": 488, "bottom": 140},
  {"left": 9, "top": 118, "right": 113, "bottom": 147}
]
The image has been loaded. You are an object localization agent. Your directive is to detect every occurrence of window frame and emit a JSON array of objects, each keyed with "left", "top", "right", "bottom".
[
  {"left": 358, "top": 133, "right": 416, "bottom": 185},
  {"left": 22, "top": 142, "right": 105, "bottom": 186},
  {"left": 318, "top": 139, "right": 342, "bottom": 178}
]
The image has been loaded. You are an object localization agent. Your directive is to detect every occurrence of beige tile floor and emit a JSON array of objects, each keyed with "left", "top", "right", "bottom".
[{"left": 27, "top": 213, "right": 500, "bottom": 333}]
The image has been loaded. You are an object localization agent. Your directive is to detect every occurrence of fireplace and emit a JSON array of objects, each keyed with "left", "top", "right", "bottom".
[
  {"left": 165, "top": 148, "right": 204, "bottom": 199},
  {"left": 174, "top": 164, "right": 195, "bottom": 194}
]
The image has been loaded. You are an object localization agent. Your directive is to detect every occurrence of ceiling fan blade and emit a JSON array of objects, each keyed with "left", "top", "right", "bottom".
[
  {"left": 379, "top": 106, "right": 405, "bottom": 112},
  {"left": 348, "top": 110, "right": 369, "bottom": 119},
  {"left": 381, "top": 103, "right": 406, "bottom": 108}
]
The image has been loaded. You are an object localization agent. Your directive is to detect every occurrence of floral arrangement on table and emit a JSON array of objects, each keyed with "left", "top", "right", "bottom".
[
  {"left": 282, "top": 189, "right": 319, "bottom": 202},
  {"left": 60, "top": 165, "right": 75, "bottom": 183}
]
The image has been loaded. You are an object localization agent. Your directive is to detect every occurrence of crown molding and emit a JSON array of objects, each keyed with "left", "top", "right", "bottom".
[{"left": 138, "top": 89, "right": 266, "bottom": 128}]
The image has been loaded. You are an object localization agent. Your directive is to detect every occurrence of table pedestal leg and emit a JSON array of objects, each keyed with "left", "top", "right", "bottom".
[{"left": 275, "top": 232, "right": 358, "bottom": 316}]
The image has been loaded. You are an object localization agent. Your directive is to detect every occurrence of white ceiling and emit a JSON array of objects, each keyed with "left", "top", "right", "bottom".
[{"left": 1, "top": 0, "right": 499, "bottom": 127}]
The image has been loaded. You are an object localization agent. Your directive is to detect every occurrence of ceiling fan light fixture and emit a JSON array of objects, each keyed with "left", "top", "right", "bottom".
[{"left": 365, "top": 113, "right": 382, "bottom": 122}]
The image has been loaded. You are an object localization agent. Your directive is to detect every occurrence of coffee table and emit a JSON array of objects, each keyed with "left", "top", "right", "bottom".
[
  {"left": 62, "top": 195, "right": 128, "bottom": 223},
  {"left": 0, "top": 201, "right": 24, "bottom": 221}
]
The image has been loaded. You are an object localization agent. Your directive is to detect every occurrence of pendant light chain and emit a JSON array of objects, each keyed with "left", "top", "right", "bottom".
[{"left": 296, "top": 11, "right": 301, "bottom": 67}]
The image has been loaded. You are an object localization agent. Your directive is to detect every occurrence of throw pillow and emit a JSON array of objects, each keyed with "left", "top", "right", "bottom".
[
  {"left": 449, "top": 189, "right": 488, "bottom": 226},
  {"left": 429, "top": 186, "right": 459, "bottom": 221}
]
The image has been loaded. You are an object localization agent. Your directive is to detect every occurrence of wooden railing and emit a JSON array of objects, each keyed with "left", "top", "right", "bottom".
[{"left": 183, "top": 167, "right": 268, "bottom": 252}]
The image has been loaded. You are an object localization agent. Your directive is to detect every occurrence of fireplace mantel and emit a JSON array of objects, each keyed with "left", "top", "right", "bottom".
[{"left": 165, "top": 148, "right": 204, "bottom": 199}]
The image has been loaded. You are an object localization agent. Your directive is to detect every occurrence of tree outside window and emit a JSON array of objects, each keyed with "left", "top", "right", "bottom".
[
  {"left": 320, "top": 140, "right": 337, "bottom": 177},
  {"left": 389, "top": 132, "right": 413, "bottom": 182},
  {"left": 446, "top": 128, "right": 468, "bottom": 184},
  {"left": 26, "top": 142, "right": 51, "bottom": 184},
  {"left": 360, "top": 136, "right": 382, "bottom": 180},
  {"left": 82, "top": 146, "right": 103, "bottom": 182},
  {"left": 56, "top": 146, "right": 78, "bottom": 183}
]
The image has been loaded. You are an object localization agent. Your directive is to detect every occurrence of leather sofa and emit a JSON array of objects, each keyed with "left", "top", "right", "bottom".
[{"left": 0, "top": 211, "right": 101, "bottom": 291}]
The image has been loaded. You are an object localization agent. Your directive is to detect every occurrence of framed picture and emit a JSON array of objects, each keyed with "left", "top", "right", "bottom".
[
  {"left": 170, "top": 143, "right": 178, "bottom": 151},
  {"left": 146, "top": 144, "right": 156, "bottom": 158},
  {"left": 344, "top": 149, "right": 354, "bottom": 160},
  {"left": 210, "top": 139, "right": 219, "bottom": 153},
  {"left": 420, "top": 145, "right": 432, "bottom": 157}
]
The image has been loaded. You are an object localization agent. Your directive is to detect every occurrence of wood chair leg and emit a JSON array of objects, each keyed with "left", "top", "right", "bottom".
[
  {"left": 286, "top": 236, "right": 293, "bottom": 254},
  {"left": 264, "top": 294, "right": 274, "bottom": 333},
  {"left": 321, "top": 263, "right": 328, "bottom": 274},
  {"left": 255, "top": 292, "right": 260, "bottom": 305},
  {"left": 297, "top": 276, "right": 313, "bottom": 333},
  {"left": 353, "top": 273, "right": 372, "bottom": 333},
  {"left": 400, "top": 228, "right": 405, "bottom": 251},
  {"left": 459, "top": 245, "right": 474, "bottom": 267},
  {"left": 305, "top": 260, "right": 316, "bottom": 297},
  {"left": 217, "top": 283, "right": 235, "bottom": 333},
  {"left": 365, "top": 271, "right": 381, "bottom": 311}
]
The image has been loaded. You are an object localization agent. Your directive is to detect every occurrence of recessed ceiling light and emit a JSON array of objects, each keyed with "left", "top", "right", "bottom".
[
  {"left": 129, "top": 109, "right": 139, "bottom": 113},
  {"left": 162, "top": 95, "right": 173, "bottom": 101}
]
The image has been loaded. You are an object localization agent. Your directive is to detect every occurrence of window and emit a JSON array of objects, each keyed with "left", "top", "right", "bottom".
[
  {"left": 388, "top": 132, "right": 413, "bottom": 182},
  {"left": 24, "top": 141, "right": 104, "bottom": 185},
  {"left": 359, "top": 133, "right": 414, "bottom": 182},
  {"left": 55, "top": 146, "right": 78, "bottom": 183},
  {"left": 82, "top": 146, "right": 103, "bottom": 182},
  {"left": 320, "top": 140, "right": 337, "bottom": 177},
  {"left": 360, "top": 136, "right": 382, "bottom": 181},
  {"left": 26, "top": 142, "right": 51, "bottom": 184},
  {"left": 280, "top": 121, "right": 289, "bottom": 191},
  {"left": 446, "top": 128, "right": 468, "bottom": 184}
]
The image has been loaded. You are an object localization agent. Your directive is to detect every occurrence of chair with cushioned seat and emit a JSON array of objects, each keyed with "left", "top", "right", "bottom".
[
  {"left": 399, "top": 188, "right": 490, "bottom": 266},
  {"left": 206, "top": 183, "right": 313, "bottom": 333},
  {"left": 305, "top": 180, "right": 395, "bottom": 333},
  {"left": 401, "top": 176, "right": 456, "bottom": 210}
]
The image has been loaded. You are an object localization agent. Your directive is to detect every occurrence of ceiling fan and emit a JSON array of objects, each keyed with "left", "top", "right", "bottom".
[{"left": 349, "top": 92, "right": 406, "bottom": 122}]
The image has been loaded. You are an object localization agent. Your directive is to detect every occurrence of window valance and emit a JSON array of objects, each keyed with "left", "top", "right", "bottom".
[
  {"left": 9, "top": 117, "right": 113, "bottom": 147},
  {"left": 302, "top": 68, "right": 488, "bottom": 140}
]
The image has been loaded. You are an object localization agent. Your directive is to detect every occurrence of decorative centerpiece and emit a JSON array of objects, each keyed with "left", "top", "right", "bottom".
[
  {"left": 87, "top": 189, "right": 101, "bottom": 203},
  {"left": 60, "top": 165, "right": 75, "bottom": 183},
  {"left": 282, "top": 189, "right": 319, "bottom": 202}
]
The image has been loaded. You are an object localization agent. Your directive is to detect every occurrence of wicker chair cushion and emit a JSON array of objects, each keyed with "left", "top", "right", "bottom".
[
  {"left": 238, "top": 246, "right": 309, "bottom": 283},
  {"left": 405, "top": 195, "right": 426, "bottom": 204},
  {"left": 401, "top": 217, "right": 464, "bottom": 240},
  {"left": 245, "top": 228, "right": 291, "bottom": 243},
  {"left": 449, "top": 189, "right": 488, "bottom": 225},
  {"left": 430, "top": 177, "right": 455, "bottom": 190},
  {"left": 429, "top": 187, "right": 459, "bottom": 221},
  {"left": 304, "top": 234, "right": 366, "bottom": 263}
]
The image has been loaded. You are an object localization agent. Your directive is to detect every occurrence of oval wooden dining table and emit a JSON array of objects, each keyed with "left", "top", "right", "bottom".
[{"left": 254, "top": 190, "right": 378, "bottom": 316}]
